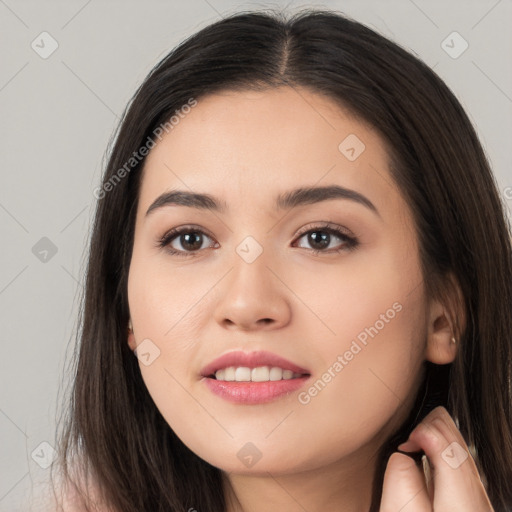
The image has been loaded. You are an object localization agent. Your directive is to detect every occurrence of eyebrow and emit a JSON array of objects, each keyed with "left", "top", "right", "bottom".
[{"left": 145, "top": 185, "right": 380, "bottom": 218}]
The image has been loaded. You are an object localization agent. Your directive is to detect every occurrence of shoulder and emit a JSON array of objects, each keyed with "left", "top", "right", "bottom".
[
  {"left": 42, "top": 475, "right": 114, "bottom": 512},
  {"left": 39, "top": 481, "right": 86, "bottom": 511}
]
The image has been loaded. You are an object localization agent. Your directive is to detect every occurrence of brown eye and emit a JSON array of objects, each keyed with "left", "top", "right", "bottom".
[
  {"left": 158, "top": 227, "right": 217, "bottom": 257},
  {"left": 293, "top": 224, "right": 358, "bottom": 254},
  {"left": 175, "top": 231, "right": 205, "bottom": 251}
]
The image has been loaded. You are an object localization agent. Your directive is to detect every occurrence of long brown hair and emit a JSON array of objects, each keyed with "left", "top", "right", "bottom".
[{"left": 51, "top": 8, "right": 512, "bottom": 511}]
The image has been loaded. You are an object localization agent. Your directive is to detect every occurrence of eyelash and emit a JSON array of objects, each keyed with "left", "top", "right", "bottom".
[{"left": 156, "top": 222, "right": 359, "bottom": 258}]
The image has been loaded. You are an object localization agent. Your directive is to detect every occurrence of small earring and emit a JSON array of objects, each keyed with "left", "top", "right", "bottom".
[
  {"left": 451, "top": 337, "right": 457, "bottom": 344},
  {"left": 128, "top": 319, "right": 133, "bottom": 332}
]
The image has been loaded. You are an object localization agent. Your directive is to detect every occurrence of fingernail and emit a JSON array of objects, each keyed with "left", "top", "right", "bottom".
[
  {"left": 397, "top": 441, "right": 414, "bottom": 451},
  {"left": 396, "top": 449, "right": 424, "bottom": 465}
]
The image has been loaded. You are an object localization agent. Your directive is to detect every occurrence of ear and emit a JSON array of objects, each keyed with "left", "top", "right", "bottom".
[
  {"left": 424, "top": 273, "right": 465, "bottom": 365},
  {"left": 127, "top": 319, "right": 136, "bottom": 351}
]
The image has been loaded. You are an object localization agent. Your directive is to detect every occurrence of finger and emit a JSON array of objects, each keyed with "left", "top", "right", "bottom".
[
  {"left": 422, "top": 453, "right": 435, "bottom": 502},
  {"left": 398, "top": 406, "right": 494, "bottom": 511},
  {"left": 394, "top": 448, "right": 435, "bottom": 502},
  {"left": 379, "top": 452, "right": 431, "bottom": 512}
]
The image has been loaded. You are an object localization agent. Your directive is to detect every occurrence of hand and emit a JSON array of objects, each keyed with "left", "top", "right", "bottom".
[{"left": 380, "top": 406, "right": 494, "bottom": 511}]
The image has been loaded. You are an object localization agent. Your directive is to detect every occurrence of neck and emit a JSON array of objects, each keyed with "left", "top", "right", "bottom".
[{"left": 222, "top": 443, "right": 380, "bottom": 512}]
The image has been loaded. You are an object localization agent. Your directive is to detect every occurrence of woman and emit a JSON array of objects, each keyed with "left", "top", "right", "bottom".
[{"left": 50, "top": 8, "right": 512, "bottom": 512}]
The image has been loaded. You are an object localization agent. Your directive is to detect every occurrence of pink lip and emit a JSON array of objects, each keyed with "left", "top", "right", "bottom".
[
  {"left": 200, "top": 350, "right": 310, "bottom": 377},
  {"left": 200, "top": 350, "right": 311, "bottom": 405},
  {"left": 203, "top": 377, "right": 310, "bottom": 404}
]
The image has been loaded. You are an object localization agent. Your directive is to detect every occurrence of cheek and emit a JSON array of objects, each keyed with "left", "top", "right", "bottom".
[
  {"left": 127, "top": 246, "right": 211, "bottom": 352},
  {"left": 286, "top": 240, "right": 423, "bottom": 363},
  {"left": 126, "top": 250, "right": 206, "bottom": 417},
  {"left": 279, "top": 298, "right": 426, "bottom": 475},
  {"left": 282, "top": 246, "right": 426, "bottom": 441}
]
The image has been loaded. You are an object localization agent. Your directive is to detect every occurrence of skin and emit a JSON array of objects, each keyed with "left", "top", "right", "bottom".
[{"left": 126, "top": 86, "right": 493, "bottom": 511}]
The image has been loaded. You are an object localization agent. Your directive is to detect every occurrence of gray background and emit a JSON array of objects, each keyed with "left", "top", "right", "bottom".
[{"left": 1, "top": 0, "right": 511, "bottom": 509}]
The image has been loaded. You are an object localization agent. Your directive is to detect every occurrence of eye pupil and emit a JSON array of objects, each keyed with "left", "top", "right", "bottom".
[
  {"left": 309, "top": 231, "right": 330, "bottom": 250},
  {"left": 181, "top": 232, "right": 203, "bottom": 251}
]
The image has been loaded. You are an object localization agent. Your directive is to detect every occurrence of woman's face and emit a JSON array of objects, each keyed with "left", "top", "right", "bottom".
[{"left": 127, "top": 86, "right": 431, "bottom": 476}]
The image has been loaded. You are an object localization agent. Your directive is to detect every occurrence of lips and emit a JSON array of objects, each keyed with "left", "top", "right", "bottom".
[{"left": 200, "top": 350, "right": 310, "bottom": 378}]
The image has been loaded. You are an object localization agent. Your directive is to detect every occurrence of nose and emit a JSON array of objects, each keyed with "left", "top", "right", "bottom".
[{"left": 213, "top": 251, "right": 292, "bottom": 331}]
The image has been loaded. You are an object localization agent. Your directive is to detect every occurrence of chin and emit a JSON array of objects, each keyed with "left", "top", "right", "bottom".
[{"left": 197, "top": 448, "right": 314, "bottom": 477}]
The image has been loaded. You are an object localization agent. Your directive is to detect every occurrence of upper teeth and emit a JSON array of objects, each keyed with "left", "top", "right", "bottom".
[{"left": 214, "top": 366, "right": 303, "bottom": 382}]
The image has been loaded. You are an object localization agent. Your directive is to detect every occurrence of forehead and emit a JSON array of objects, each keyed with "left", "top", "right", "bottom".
[{"left": 137, "top": 86, "right": 402, "bottom": 220}]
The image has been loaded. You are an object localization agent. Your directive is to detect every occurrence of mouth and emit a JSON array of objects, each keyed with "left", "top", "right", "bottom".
[
  {"left": 200, "top": 350, "right": 311, "bottom": 404},
  {"left": 200, "top": 349, "right": 310, "bottom": 379},
  {"left": 207, "top": 366, "right": 308, "bottom": 382}
]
